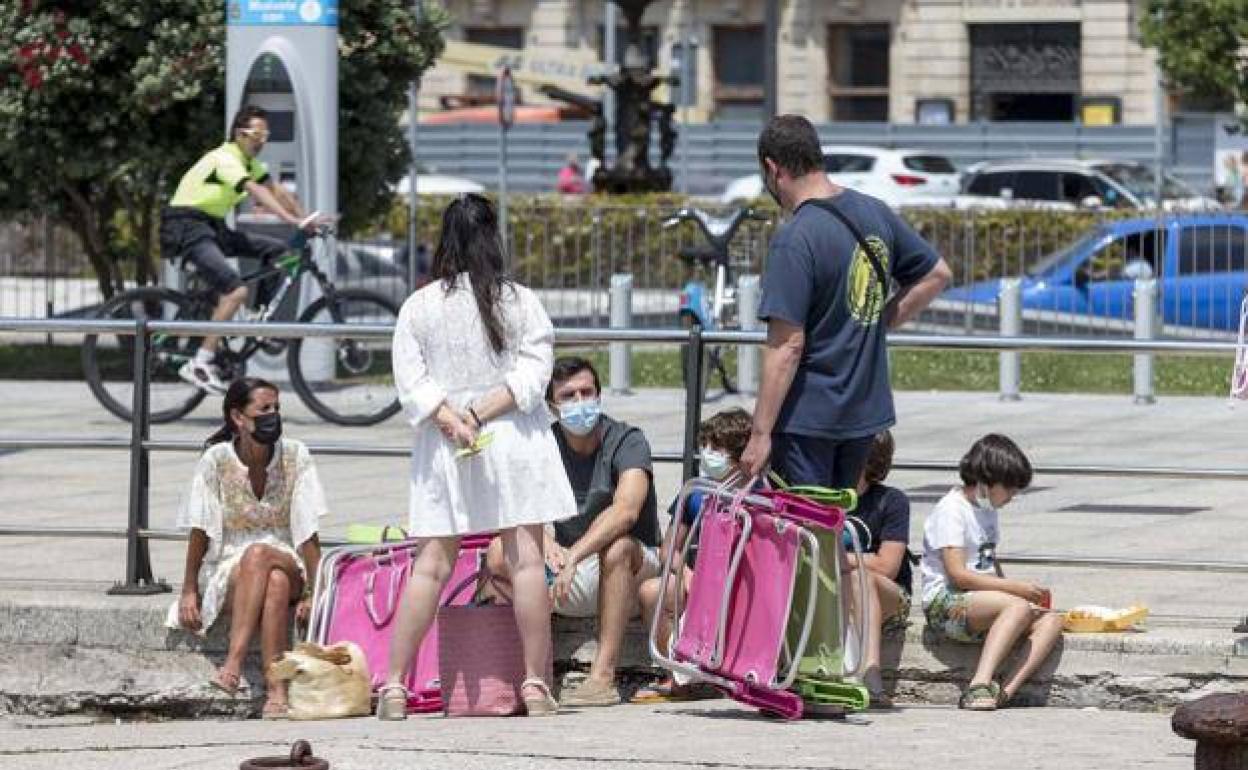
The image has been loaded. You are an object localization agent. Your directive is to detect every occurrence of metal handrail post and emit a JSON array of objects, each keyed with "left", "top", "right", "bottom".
[
  {"left": 108, "top": 317, "right": 169, "bottom": 596},
  {"left": 998, "top": 277, "right": 1022, "bottom": 401},
  {"left": 1134, "top": 277, "right": 1158, "bottom": 405},
  {"left": 681, "top": 325, "right": 703, "bottom": 482}
]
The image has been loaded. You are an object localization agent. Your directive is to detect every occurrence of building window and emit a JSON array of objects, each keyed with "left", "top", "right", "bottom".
[
  {"left": 597, "top": 24, "right": 660, "bottom": 70},
  {"left": 828, "top": 24, "right": 890, "bottom": 122},
  {"left": 464, "top": 27, "right": 525, "bottom": 102},
  {"left": 714, "top": 26, "right": 765, "bottom": 121},
  {"left": 970, "top": 24, "right": 1080, "bottom": 122}
]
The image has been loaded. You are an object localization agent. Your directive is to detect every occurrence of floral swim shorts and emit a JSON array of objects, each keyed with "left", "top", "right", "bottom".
[
  {"left": 882, "top": 588, "right": 912, "bottom": 635},
  {"left": 924, "top": 588, "right": 986, "bottom": 643}
]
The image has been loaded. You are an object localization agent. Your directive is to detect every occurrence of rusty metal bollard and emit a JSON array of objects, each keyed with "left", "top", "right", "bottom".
[
  {"left": 240, "top": 740, "right": 329, "bottom": 770},
  {"left": 1172, "top": 693, "right": 1248, "bottom": 770}
]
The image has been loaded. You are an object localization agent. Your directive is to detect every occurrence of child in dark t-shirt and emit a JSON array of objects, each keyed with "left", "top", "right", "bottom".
[
  {"left": 634, "top": 408, "right": 752, "bottom": 702},
  {"left": 845, "top": 429, "right": 913, "bottom": 708}
]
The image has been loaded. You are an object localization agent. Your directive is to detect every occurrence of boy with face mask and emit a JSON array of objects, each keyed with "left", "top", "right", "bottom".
[
  {"left": 633, "top": 408, "right": 752, "bottom": 702},
  {"left": 919, "top": 434, "right": 1063, "bottom": 711}
]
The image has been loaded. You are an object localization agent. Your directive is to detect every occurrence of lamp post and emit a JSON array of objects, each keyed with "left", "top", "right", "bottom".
[{"left": 406, "top": 1, "right": 424, "bottom": 291}]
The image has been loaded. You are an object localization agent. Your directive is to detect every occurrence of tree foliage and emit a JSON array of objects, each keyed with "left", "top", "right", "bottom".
[
  {"left": 0, "top": 0, "right": 445, "bottom": 298},
  {"left": 1140, "top": 0, "right": 1248, "bottom": 107}
]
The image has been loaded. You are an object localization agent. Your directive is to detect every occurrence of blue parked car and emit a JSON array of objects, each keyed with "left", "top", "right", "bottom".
[{"left": 943, "top": 215, "right": 1248, "bottom": 331}]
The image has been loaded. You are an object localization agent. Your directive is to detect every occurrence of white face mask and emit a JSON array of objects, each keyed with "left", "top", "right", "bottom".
[
  {"left": 973, "top": 484, "right": 991, "bottom": 510},
  {"left": 699, "top": 447, "right": 731, "bottom": 480},
  {"left": 974, "top": 483, "right": 1008, "bottom": 511}
]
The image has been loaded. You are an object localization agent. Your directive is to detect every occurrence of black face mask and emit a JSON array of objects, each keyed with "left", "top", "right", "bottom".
[{"left": 251, "top": 412, "right": 282, "bottom": 445}]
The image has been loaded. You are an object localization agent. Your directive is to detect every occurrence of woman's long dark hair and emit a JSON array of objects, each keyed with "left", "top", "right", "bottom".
[
  {"left": 431, "top": 193, "right": 512, "bottom": 354},
  {"left": 205, "top": 377, "right": 279, "bottom": 447}
]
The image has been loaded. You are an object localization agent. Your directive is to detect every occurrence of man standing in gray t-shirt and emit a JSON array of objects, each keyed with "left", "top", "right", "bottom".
[{"left": 740, "top": 115, "right": 952, "bottom": 489}]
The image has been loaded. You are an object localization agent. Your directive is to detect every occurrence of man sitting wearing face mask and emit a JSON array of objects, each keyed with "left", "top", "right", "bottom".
[{"left": 486, "top": 355, "right": 661, "bottom": 708}]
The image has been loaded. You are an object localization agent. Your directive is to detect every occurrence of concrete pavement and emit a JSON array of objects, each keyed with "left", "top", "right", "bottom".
[
  {"left": 0, "top": 701, "right": 1194, "bottom": 770},
  {"left": 3, "top": 381, "right": 1248, "bottom": 620},
  {"left": 3, "top": 381, "right": 1248, "bottom": 717}
]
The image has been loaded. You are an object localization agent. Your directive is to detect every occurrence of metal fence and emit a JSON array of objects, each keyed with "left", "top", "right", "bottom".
[
  {"left": 2, "top": 316, "right": 1248, "bottom": 597},
  {"left": 414, "top": 120, "right": 1212, "bottom": 197},
  {"left": 3, "top": 207, "right": 1247, "bottom": 341}
]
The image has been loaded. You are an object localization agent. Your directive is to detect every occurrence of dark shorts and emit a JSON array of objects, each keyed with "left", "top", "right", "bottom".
[
  {"left": 771, "top": 432, "right": 874, "bottom": 490},
  {"left": 159, "top": 207, "right": 285, "bottom": 296}
]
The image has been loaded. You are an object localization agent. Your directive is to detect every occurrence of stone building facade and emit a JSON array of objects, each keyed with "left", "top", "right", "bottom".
[{"left": 419, "top": 0, "right": 1161, "bottom": 125}]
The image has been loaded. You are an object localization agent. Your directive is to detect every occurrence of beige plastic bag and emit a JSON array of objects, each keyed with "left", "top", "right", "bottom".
[
  {"left": 270, "top": 642, "right": 372, "bottom": 719},
  {"left": 1062, "top": 605, "right": 1149, "bottom": 633}
]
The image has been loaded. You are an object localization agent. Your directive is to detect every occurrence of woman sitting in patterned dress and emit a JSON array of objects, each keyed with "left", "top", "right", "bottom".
[{"left": 165, "top": 377, "right": 328, "bottom": 719}]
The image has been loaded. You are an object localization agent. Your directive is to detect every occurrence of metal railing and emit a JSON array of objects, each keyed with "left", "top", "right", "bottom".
[
  {"left": 2, "top": 316, "right": 1248, "bottom": 595},
  {"left": 8, "top": 210, "right": 1248, "bottom": 343}
]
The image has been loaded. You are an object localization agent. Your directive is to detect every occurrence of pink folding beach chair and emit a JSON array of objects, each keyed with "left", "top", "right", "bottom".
[{"left": 653, "top": 479, "right": 829, "bottom": 720}]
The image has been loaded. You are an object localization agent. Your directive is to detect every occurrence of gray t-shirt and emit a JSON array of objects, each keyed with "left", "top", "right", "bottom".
[
  {"left": 553, "top": 414, "right": 660, "bottom": 549},
  {"left": 758, "top": 189, "right": 939, "bottom": 439}
]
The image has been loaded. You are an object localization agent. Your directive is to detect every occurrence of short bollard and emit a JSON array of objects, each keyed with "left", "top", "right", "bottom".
[
  {"left": 1172, "top": 693, "right": 1248, "bottom": 769},
  {"left": 736, "top": 274, "right": 761, "bottom": 395},
  {"left": 241, "top": 740, "right": 329, "bottom": 770},
  {"left": 1134, "top": 277, "right": 1158, "bottom": 405},
  {"left": 609, "top": 272, "right": 632, "bottom": 394},
  {"left": 998, "top": 277, "right": 1022, "bottom": 402}
]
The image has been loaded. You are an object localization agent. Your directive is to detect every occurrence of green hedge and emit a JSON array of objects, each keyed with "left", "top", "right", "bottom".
[{"left": 379, "top": 194, "right": 1136, "bottom": 289}]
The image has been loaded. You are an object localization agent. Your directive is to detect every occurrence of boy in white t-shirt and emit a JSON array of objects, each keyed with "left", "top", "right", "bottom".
[{"left": 919, "top": 434, "right": 1063, "bottom": 711}]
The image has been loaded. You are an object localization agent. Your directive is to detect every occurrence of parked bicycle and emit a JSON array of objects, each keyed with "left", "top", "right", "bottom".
[
  {"left": 663, "top": 206, "right": 771, "bottom": 400},
  {"left": 82, "top": 224, "right": 402, "bottom": 425}
]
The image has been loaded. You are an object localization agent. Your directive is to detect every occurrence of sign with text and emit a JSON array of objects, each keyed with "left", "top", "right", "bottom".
[{"left": 227, "top": 0, "right": 339, "bottom": 26}]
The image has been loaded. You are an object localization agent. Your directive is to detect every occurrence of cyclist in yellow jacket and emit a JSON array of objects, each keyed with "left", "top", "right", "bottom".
[{"left": 160, "top": 105, "right": 326, "bottom": 393}]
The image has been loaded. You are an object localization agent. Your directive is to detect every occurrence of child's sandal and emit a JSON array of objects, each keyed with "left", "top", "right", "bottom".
[{"left": 958, "top": 683, "right": 998, "bottom": 711}]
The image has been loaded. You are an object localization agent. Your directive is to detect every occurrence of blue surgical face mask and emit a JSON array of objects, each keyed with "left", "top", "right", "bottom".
[
  {"left": 558, "top": 397, "right": 601, "bottom": 436},
  {"left": 699, "top": 446, "right": 731, "bottom": 480}
]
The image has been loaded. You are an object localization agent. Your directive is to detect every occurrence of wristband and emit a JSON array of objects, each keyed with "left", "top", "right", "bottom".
[{"left": 467, "top": 406, "right": 484, "bottom": 428}]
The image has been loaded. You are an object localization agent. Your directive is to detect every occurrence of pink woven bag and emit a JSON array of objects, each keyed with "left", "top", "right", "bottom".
[{"left": 436, "top": 571, "right": 551, "bottom": 717}]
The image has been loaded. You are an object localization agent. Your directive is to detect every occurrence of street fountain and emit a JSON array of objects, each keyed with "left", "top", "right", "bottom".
[{"left": 541, "top": 0, "right": 677, "bottom": 193}]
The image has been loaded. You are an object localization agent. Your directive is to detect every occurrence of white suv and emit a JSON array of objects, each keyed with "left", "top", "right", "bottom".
[{"left": 719, "top": 145, "right": 961, "bottom": 207}]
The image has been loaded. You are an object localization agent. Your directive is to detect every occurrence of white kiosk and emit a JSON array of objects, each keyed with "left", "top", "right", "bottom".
[{"left": 226, "top": 0, "right": 339, "bottom": 380}]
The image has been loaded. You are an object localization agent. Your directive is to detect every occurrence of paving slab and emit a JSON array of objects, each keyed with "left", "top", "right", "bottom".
[{"left": 0, "top": 700, "right": 1194, "bottom": 770}]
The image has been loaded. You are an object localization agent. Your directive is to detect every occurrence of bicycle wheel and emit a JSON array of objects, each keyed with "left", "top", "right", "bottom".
[
  {"left": 286, "top": 288, "right": 401, "bottom": 426},
  {"left": 81, "top": 287, "right": 208, "bottom": 423}
]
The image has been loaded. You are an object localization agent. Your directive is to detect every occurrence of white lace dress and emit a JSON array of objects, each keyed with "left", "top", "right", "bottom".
[
  {"left": 164, "top": 438, "right": 329, "bottom": 634},
  {"left": 392, "top": 276, "right": 577, "bottom": 536}
]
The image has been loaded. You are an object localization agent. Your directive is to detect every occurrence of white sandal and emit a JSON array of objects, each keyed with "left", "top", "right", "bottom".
[
  {"left": 521, "top": 677, "right": 559, "bottom": 717},
  {"left": 376, "top": 683, "right": 408, "bottom": 721}
]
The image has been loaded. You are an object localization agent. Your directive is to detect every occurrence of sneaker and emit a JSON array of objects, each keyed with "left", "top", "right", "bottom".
[
  {"left": 558, "top": 677, "right": 621, "bottom": 708},
  {"left": 179, "top": 360, "right": 228, "bottom": 395}
]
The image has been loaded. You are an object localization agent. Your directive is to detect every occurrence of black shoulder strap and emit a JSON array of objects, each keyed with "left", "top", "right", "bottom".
[{"left": 803, "top": 197, "right": 889, "bottom": 291}]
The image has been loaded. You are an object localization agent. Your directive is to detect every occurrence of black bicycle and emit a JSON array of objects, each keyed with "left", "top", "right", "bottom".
[{"left": 81, "top": 225, "right": 402, "bottom": 425}]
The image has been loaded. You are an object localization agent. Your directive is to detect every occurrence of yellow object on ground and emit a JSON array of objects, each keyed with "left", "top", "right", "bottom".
[{"left": 1062, "top": 605, "right": 1149, "bottom": 633}]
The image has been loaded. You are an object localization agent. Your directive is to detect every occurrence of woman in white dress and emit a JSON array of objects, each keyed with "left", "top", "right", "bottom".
[
  {"left": 380, "top": 193, "right": 576, "bottom": 719},
  {"left": 166, "top": 377, "right": 328, "bottom": 718}
]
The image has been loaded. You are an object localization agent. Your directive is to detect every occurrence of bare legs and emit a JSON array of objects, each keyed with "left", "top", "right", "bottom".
[
  {"left": 500, "top": 524, "right": 553, "bottom": 684},
  {"left": 587, "top": 536, "right": 642, "bottom": 685},
  {"left": 221, "top": 544, "right": 303, "bottom": 708},
  {"left": 966, "top": 591, "right": 1064, "bottom": 702},
  {"left": 384, "top": 536, "right": 460, "bottom": 686}
]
